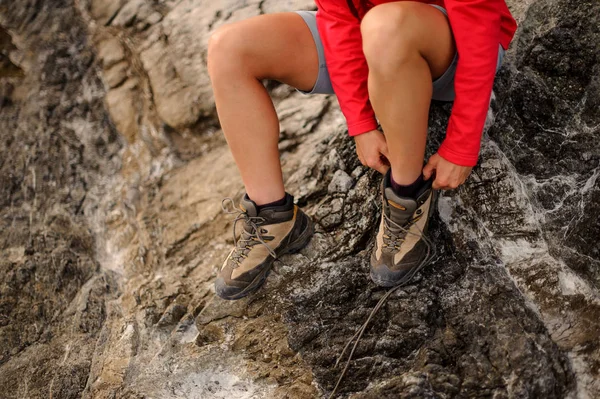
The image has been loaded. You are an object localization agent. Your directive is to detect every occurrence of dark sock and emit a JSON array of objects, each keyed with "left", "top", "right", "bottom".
[
  {"left": 390, "top": 172, "right": 425, "bottom": 199},
  {"left": 255, "top": 195, "right": 288, "bottom": 211}
]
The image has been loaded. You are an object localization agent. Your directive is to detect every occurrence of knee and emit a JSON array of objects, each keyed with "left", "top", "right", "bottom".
[
  {"left": 361, "top": 4, "right": 419, "bottom": 72},
  {"left": 207, "top": 24, "right": 249, "bottom": 79}
]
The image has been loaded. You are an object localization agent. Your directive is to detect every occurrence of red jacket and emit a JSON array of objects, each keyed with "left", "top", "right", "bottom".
[{"left": 315, "top": 0, "right": 517, "bottom": 166}]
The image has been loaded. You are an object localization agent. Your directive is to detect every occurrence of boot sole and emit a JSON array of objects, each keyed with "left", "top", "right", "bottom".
[
  {"left": 370, "top": 268, "right": 411, "bottom": 288},
  {"left": 217, "top": 216, "right": 314, "bottom": 300}
]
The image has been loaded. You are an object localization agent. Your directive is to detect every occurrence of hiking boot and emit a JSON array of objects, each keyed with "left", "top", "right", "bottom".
[
  {"left": 215, "top": 193, "right": 313, "bottom": 300},
  {"left": 370, "top": 171, "right": 436, "bottom": 287}
]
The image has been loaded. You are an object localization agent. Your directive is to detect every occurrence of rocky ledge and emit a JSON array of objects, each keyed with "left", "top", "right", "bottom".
[{"left": 0, "top": 0, "right": 598, "bottom": 398}]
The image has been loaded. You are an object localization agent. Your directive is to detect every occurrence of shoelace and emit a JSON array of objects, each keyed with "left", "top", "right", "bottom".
[
  {"left": 221, "top": 198, "right": 276, "bottom": 266},
  {"left": 381, "top": 210, "right": 421, "bottom": 250},
  {"left": 328, "top": 212, "right": 436, "bottom": 399}
]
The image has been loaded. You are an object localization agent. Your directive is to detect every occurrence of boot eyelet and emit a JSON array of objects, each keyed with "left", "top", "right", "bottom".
[{"left": 416, "top": 209, "right": 423, "bottom": 215}]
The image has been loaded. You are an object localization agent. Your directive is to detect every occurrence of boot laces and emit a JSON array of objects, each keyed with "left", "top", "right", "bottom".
[
  {"left": 221, "top": 198, "right": 276, "bottom": 267},
  {"left": 328, "top": 201, "right": 436, "bottom": 399},
  {"left": 382, "top": 211, "right": 422, "bottom": 250}
]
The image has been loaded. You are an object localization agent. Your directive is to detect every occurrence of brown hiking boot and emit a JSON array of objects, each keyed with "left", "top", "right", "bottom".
[
  {"left": 370, "top": 171, "right": 436, "bottom": 287},
  {"left": 215, "top": 193, "right": 313, "bottom": 300}
]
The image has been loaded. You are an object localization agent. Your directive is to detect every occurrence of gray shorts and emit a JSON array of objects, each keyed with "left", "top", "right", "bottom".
[{"left": 295, "top": 6, "right": 505, "bottom": 102}]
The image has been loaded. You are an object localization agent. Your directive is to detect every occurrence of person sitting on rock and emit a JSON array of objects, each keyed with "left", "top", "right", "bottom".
[{"left": 208, "top": 0, "right": 517, "bottom": 299}]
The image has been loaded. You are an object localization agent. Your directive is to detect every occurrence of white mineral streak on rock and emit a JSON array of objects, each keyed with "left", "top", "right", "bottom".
[
  {"left": 161, "top": 370, "right": 270, "bottom": 399},
  {"left": 78, "top": 9, "right": 330, "bottom": 390},
  {"left": 437, "top": 195, "right": 458, "bottom": 233},
  {"left": 457, "top": 140, "right": 600, "bottom": 398},
  {"left": 582, "top": 167, "right": 599, "bottom": 195}
]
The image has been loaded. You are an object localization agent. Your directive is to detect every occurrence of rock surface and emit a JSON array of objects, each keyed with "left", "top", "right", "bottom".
[{"left": 0, "top": 0, "right": 598, "bottom": 398}]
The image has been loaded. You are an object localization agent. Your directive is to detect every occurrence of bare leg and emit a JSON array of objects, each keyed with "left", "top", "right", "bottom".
[
  {"left": 361, "top": 2, "right": 455, "bottom": 185},
  {"left": 207, "top": 13, "right": 319, "bottom": 205}
]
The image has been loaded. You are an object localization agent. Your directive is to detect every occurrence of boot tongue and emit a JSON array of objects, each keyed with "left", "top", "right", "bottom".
[
  {"left": 239, "top": 195, "right": 259, "bottom": 217},
  {"left": 384, "top": 187, "right": 418, "bottom": 228},
  {"left": 239, "top": 195, "right": 260, "bottom": 235}
]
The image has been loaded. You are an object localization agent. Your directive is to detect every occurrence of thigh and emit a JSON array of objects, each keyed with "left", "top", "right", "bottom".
[
  {"left": 212, "top": 12, "right": 319, "bottom": 92},
  {"left": 366, "top": 1, "right": 456, "bottom": 80}
]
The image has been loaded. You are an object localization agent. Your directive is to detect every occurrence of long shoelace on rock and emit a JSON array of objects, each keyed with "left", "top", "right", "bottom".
[
  {"left": 221, "top": 198, "right": 276, "bottom": 264},
  {"left": 328, "top": 212, "right": 437, "bottom": 399}
]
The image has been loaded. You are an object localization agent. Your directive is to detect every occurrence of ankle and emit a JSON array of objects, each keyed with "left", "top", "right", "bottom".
[
  {"left": 246, "top": 189, "right": 286, "bottom": 208},
  {"left": 255, "top": 195, "right": 287, "bottom": 211},
  {"left": 389, "top": 166, "right": 422, "bottom": 185},
  {"left": 248, "top": 193, "right": 293, "bottom": 212},
  {"left": 390, "top": 171, "right": 425, "bottom": 199}
]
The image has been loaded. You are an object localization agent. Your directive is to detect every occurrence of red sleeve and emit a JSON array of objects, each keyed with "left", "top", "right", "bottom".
[
  {"left": 438, "top": 0, "right": 503, "bottom": 166},
  {"left": 315, "top": 0, "right": 378, "bottom": 136}
]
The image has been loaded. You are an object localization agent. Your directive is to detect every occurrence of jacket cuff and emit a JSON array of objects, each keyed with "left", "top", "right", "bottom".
[
  {"left": 438, "top": 141, "right": 480, "bottom": 167},
  {"left": 347, "top": 118, "right": 379, "bottom": 136}
]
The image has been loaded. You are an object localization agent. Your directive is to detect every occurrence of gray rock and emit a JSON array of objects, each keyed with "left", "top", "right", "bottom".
[
  {"left": 96, "top": 37, "right": 125, "bottom": 69},
  {"left": 328, "top": 169, "right": 354, "bottom": 194},
  {"left": 105, "top": 78, "right": 139, "bottom": 142},
  {"left": 145, "top": 11, "right": 162, "bottom": 25},
  {"left": 90, "top": 0, "right": 125, "bottom": 25},
  {"left": 103, "top": 60, "right": 128, "bottom": 88},
  {"left": 111, "top": 0, "right": 153, "bottom": 27}
]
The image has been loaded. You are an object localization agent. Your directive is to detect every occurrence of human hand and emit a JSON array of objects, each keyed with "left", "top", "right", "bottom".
[
  {"left": 353, "top": 130, "right": 390, "bottom": 174},
  {"left": 423, "top": 152, "right": 473, "bottom": 190}
]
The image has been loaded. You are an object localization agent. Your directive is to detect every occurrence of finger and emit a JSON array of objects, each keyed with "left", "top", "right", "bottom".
[
  {"left": 380, "top": 162, "right": 390, "bottom": 175},
  {"left": 423, "top": 161, "right": 436, "bottom": 180},
  {"left": 380, "top": 142, "right": 390, "bottom": 160},
  {"left": 375, "top": 160, "right": 390, "bottom": 175},
  {"left": 380, "top": 153, "right": 390, "bottom": 167},
  {"left": 432, "top": 177, "right": 448, "bottom": 190},
  {"left": 369, "top": 158, "right": 389, "bottom": 175},
  {"left": 446, "top": 180, "right": 461, "bottom": 190}
]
